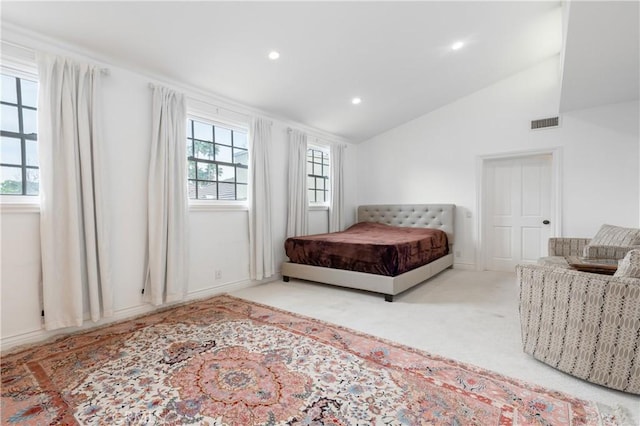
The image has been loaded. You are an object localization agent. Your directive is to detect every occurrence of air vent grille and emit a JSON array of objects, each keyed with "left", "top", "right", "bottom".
[{"left": 531, "top": 116, "right": 559, "bottom": 130}]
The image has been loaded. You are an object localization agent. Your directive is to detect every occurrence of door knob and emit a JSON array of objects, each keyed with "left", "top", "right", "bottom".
[{"left": 542, "top": 220, "right": 550, "bottom": 225}]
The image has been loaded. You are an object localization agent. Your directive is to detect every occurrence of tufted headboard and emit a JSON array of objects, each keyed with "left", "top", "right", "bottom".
[{"left": 357, "top": 204, "right": 455, "bottom": 243}]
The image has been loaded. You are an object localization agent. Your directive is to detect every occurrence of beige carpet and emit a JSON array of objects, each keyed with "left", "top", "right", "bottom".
[{"left": 232, "top": 269, "right": 640, "bottom": 424}]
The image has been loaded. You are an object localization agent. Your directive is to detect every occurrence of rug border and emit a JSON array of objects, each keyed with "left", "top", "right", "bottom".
[{"left": 0, "top": 293, "right": 231, "bottom": 357}]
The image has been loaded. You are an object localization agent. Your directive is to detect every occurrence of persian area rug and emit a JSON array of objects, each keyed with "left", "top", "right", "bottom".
[{"left": 1, "top": 295, "right": 626, "bottom": 425}]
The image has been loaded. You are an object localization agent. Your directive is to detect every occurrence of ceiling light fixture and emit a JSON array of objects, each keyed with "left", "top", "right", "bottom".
[
  {"left": 268, "top": 51, "right": 280, "bottom": 60},
  {"left": 451, "top": 41, "right": 464, "bottom": 51},
  {"left": 351, "top": 97, "right": 362, "bottom": 105}
]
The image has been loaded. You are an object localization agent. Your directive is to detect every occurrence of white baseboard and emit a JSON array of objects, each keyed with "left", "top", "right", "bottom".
[
  {"left": 453, "top": 262, "right": 476, "bottom": 270},
  {"left": 185, "top": 276, "right": 276, "bottom": 300},
  {"left": 0, "top": 277, "right": 276, "bottom": 352},
  {"left": 1, "top": 304, "right": 157, "bottom": 352}
]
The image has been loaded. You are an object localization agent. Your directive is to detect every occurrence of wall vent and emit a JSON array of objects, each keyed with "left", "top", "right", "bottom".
[{"left": 531, "top": 116, "right": 559, "bottom": 130}]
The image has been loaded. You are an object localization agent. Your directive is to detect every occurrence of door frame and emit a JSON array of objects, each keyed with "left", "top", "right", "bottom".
[{"left": 476, "top": 147, "right": 563, "bottom": 271}]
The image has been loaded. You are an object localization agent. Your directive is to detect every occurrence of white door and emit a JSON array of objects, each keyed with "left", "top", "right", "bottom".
[{"left": 484, "top": 155, "right": 552, "bottom": 271}]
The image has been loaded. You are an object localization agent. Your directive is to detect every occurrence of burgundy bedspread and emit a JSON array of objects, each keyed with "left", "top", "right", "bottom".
[{"left": 284, "top": 222, "right": 449, "bottom": 276}]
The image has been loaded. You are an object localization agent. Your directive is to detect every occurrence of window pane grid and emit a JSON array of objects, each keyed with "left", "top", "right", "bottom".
[
  {"left": 0, "top": 74, "right": 38, "bottom": 196},
  {"left": 187, "top": 118, "right": 248, "bottom": 201},
  {"left": 307, "top": 148, "right": 329, "bottom": 204}
]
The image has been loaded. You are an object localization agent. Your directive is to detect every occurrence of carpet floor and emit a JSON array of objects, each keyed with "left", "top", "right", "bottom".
[{"left": 0, "top": 289, "right": 634, "bottom": 425}]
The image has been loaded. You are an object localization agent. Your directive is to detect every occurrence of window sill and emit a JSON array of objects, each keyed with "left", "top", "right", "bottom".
[
  {"left": 189, "top": 201, "right": 248, "bottom": 212},
  {"left": 309, "top": 204, "right": 329, "bottom": 212},
  {"left": 0, "top": 199, "right": 250, "bottom": 213},
  {"left": 0, "top": 196, "right": 41, "bottom": 214}
]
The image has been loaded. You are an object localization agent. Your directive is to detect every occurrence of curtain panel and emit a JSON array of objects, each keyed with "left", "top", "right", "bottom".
[
  {"left": 248, "top": 118, "right": 275, "bottom": 280},
  {"left": 37, "top": 53, "right": 113, "bottom": 330},
  {"left": 144, "top": 85, "right": 188, "bottom": 305},
  {"left": 286, "top": 129, "right": 308, "bottom": 237},
  {"left": 329, "top": 143, "right": 346, "bottom": 232}
]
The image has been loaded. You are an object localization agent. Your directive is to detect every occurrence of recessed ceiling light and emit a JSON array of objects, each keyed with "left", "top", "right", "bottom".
[
  {"left": 451, "top": 41, "right": 464, "bottom": 51},
  {"left": 351, "top": 97, "right": 362, "bottom": 105},
  {"left": 268, "top": 51, "right": 280, "bottom": 60}
]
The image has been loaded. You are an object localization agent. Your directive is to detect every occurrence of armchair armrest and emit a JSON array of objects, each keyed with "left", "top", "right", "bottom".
[{"left": 548, "top": 238, "right": 590, "bottom": 256}]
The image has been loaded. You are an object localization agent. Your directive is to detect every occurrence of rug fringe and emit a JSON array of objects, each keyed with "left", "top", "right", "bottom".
[
  {"left": 597, "top": 402, "right": 636, "bottom": 426},
  {"left": 612, "top": 404, "right": 634, "bottom": 426}
]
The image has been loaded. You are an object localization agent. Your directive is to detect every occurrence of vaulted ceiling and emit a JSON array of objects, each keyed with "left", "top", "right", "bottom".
[
  {"left": 1, "top": 2, "right": 637, "bottom": 142},
  {"left": 559, "top": 1, "right": 639, "bottom": 112}
]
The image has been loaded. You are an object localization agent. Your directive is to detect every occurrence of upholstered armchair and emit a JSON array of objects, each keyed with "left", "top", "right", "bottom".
[
  {"left": 517, "top": 263, "right": 640, "bottom": 394},
  {"left": 518, "top": 225, "right": 640, "bottom": 394}
]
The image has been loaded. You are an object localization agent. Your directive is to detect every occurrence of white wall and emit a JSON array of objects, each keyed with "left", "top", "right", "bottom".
[
  {"left": 551, "top": 101, "right": 639, "bottom": 234},
  {"left": 357, "top": 55, "right": 639, "bottom": 268},
  {"left": 0, "top": 30, "right": 358, "bottom": 349}
]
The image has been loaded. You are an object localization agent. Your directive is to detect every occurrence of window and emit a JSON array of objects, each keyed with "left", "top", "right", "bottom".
[
  {"left": 187, "top": 118, "right": 248, "bottom": 201},
  {"left": 307, "top": 147, "right": 329, "bottom": 204},
  {"left": 1, "top": 73, "right": 38, "bottom": 195}
]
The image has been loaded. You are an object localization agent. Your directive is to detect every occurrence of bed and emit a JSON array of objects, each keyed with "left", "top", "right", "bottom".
[{"left": 282, "top": 204, "right": 455, "bottom": 301}]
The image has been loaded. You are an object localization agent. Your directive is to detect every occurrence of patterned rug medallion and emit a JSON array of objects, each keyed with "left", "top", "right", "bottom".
[{"left": 1, "top": 295, "right": 626, "bottom": 425}]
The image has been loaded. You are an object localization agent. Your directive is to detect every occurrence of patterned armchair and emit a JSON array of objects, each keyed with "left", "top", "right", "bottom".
[
  {"left": 517, "top": 263, "right": 640, "bottom": 394},
  {"left": 517, "top": 235, "right": 640, "bottom": 394}
]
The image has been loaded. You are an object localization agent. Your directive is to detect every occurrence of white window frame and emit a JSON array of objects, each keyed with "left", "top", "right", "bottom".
[
  {"left": 307, "top": 143, "right": 330, "bottom": 208},
  {"left": 0, "top": 61, "right": 40, "bottom": 213},
  {"left": 186, "top": 113, "right": 250, "bottom": 212}
]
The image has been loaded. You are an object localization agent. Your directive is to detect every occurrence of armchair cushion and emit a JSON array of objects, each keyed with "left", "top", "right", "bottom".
[
  {"left": 583, "top": 224, "right": 640, "bottom": 259},
  {"left": 583, "top": 244, "right": 638, "bottom": 260},
  {"left": 614, "top": 249, "right": 640, "bottom": 278},
  {"left": 589, "top": 224, "right": 640, "bottom": 247}
]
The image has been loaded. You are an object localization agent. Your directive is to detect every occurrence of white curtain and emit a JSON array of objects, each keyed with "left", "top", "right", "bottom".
[
  {"left": 329, "top": 143, "right": 346, "bottom": 232},
  {"left": 286, "top": 129, "right": 308, "bottom": 237},
  {"left": 144, "top": 85, "right": 188, "bottom": 305},
  {"left": 37, "top": 53, "right": 112, "bottom": 330},
  {"left": 248, "top": 118, "right": 274, "bottom": 280}
]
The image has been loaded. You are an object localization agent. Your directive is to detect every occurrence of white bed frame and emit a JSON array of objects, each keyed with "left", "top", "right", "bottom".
[{"left": 282, "top": 204, "right": 455, "bottom": 301}]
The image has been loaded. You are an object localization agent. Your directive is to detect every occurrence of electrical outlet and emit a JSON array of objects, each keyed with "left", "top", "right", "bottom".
[
  {"left": 455, "top": 251, "right": 461, "bottom": 258},
  {"left": 215, "top": 270, "right": 222, "bottom": 280}
]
